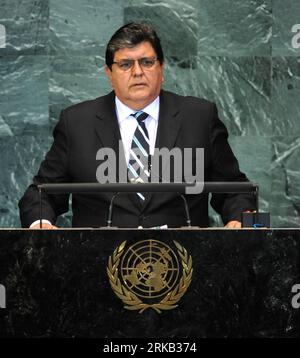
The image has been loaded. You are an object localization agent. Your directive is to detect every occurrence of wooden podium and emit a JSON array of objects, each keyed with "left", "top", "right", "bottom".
[{"left": 0, "top": 228, "right": 300, "bottom": 338}]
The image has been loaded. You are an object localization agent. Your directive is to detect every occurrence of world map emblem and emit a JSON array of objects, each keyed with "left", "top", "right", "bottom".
[{"left": 107, "top": 240, "right": 193, "bottom": 313}]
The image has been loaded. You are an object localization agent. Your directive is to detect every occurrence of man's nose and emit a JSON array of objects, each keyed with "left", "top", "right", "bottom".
[{"left": 132, "top": 60, "right": 143, "bottom": 75}]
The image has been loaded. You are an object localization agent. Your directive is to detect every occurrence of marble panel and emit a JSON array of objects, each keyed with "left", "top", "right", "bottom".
[
  {"left": 272, "top": 57, "right": 300, "bottom": 136},
  {"left": 197, "top": 0, "right": 271, "bottom": 56},
  {"left": 271, "top": 137, "right": 300, "bottom": 228},
  {"left": 124, "top": 0, "right": 199, "bottom": 68},
  {"left": 49, "top": 0, "right": 124, "bottom": 56},
  {"left": 163, "top": 56, "right": 271, "bottom": 136},
  {"left": 0, "top": 0, "right": 49, "bottom": 55},
  {"left": 49, "top": 55, "right": 111, "bottom": 128},
  {"left": 0, "top": 131, "right": 52, "bottom": 227},
  {"left": 0, "top": 55, "right": 49, "bottom": 136}
]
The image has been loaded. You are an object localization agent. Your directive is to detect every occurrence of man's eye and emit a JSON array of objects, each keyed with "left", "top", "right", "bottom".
[
  {"left": 141, "top": 59, "right": 154, "bottom": 67},
  {"left": 119, "top": 61, "right": 132, "bottom": 69}
]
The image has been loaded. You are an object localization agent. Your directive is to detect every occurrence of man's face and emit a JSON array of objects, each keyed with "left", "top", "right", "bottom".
[{"left": 105, "top": 41, "right": 164, "bottom": 110}]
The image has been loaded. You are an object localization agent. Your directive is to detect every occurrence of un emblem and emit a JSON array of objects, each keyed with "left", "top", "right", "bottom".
[{"left": 107, "top": 240, "right": 193, "bottom": 313}]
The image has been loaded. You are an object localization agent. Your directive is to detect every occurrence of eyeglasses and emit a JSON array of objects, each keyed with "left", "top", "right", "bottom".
[{"left": 112, "top": 57, "right": 158, "bottom": 71}]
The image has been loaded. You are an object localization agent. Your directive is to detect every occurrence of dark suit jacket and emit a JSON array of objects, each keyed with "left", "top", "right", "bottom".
[{"left": 19, "top": 90, "right": 255, "bottom": 228}]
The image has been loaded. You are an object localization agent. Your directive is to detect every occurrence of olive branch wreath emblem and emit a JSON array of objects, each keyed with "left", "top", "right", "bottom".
[{"left": 107, "top": 240, "right": 193, "bottom": 313}]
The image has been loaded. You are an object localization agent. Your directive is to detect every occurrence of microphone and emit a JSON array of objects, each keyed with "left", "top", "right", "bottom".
[
  {"left": 178, "top": 193, "right": 192, "bottom": 227},
  {"left": 106, "top": 192, "right": 119, "bottom": 227}
]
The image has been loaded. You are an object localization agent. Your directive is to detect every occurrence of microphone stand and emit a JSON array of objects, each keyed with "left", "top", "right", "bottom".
[
  {"left": 106, "top": 192, "right": 119, "bottom": 227},
  {"left": 179, "top": 193, "right": 192, "bottom": 227},
  {"left": 105, "top": 191, "right": 192, "bottom": 228}
]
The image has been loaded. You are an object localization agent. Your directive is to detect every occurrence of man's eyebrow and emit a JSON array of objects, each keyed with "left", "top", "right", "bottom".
[
  {"left": 114, "top": 58, "right": 133, "bottom": 62},
  {"left": 116, "top": 56, "right": 153, "bottom": 61}
]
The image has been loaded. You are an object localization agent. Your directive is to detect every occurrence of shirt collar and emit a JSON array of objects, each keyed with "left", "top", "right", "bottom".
[{"left": 115, "top": 96, "right": 160, "bottom": 125}]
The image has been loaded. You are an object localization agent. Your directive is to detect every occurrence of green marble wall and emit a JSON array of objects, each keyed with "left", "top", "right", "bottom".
[{"left": 0, "top": 0, "right": 299, "bottom": 227}]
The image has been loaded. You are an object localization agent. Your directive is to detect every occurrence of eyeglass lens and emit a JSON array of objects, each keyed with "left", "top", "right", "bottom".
[{"left": 116, "top": 58, "right": 157, "bottom": 70}]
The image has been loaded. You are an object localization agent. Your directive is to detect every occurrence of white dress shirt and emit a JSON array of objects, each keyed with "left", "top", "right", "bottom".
[{"left": 115, "top": 96, "right": 160, "bottom": 164}]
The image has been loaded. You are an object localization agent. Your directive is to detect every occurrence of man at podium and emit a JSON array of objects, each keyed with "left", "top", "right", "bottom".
[{"left": 19, "top": 23, "right": 255, "bottom": 229}]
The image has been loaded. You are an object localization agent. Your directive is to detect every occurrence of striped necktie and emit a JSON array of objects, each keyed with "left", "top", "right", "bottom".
[{"left": 128, "top": 111, "right": 150, "bottom": 201}]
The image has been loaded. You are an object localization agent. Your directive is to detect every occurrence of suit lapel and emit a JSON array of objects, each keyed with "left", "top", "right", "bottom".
[
  {"left": 155, "top": 90, "right": 181, "bottom": 151},
  {"left": 94, "top": 91, "right": 121, "bottom": 153},
  {"left": 94, "top": 91, "right": 126, "bottom": 182},
  {"left": 94, "top": 91, "right": 140, "bottom": 207}
]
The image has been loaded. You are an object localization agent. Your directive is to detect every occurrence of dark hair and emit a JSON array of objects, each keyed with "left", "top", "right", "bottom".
[{"left": 105, "top": 22, "right": 164, "bottom": 69}]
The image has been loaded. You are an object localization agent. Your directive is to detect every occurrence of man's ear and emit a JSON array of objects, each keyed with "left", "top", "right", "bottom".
[{"left": 105, "top": 65, "right": 112, "bottom": 81}]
